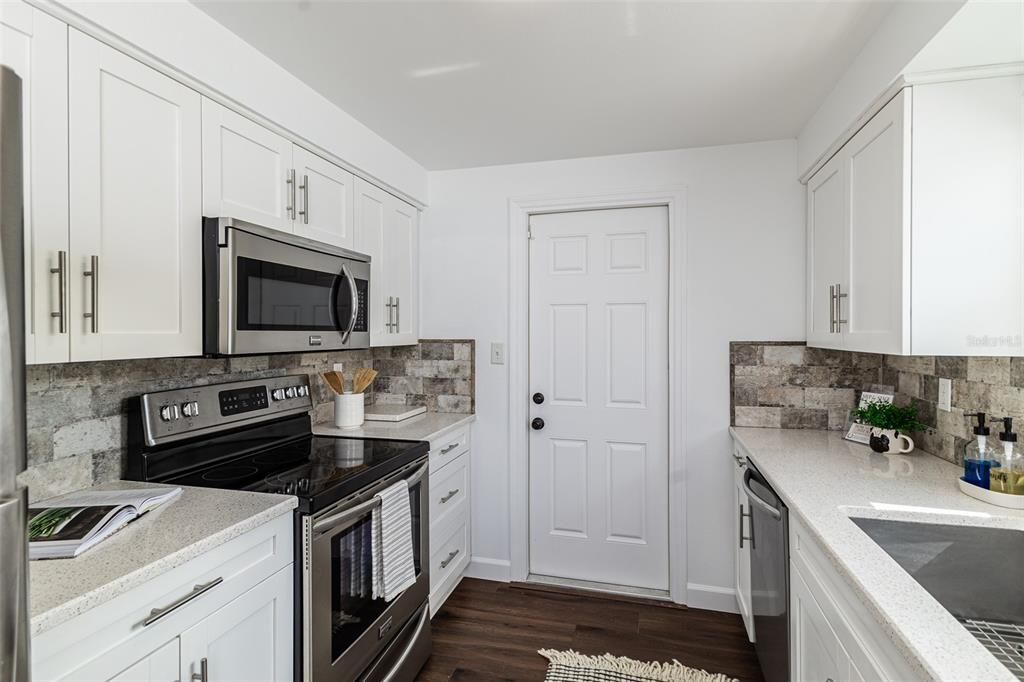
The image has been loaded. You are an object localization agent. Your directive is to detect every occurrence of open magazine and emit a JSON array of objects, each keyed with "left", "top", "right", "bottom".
[{"left": 28, "top": 487, "right": 182, "bottom": 560}]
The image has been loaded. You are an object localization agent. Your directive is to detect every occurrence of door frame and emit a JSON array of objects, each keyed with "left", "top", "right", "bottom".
[{"left": 507, "top": 187, "right": 687, "bottom": 604}]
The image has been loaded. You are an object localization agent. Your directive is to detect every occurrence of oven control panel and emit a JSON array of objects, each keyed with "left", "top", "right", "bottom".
[{"left": 140, "top": 375, "right": 314, "bottom": 446}]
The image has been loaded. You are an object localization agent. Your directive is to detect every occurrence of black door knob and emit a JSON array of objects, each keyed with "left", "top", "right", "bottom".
[
  {"left": 531, "top": 417, "right": 545, "bottom": 431},
  {"left": 532, "top": 392, "right": 545, "bottom": 405}
]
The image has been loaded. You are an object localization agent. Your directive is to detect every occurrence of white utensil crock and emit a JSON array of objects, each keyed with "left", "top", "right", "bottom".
[{"left": 334, "top": 393, "right": 364, "bottom": 429}]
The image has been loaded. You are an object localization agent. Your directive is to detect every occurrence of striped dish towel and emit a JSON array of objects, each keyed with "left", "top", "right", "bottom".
[{"left": 371, "top": 479, "right": 416, "bottom": 602}]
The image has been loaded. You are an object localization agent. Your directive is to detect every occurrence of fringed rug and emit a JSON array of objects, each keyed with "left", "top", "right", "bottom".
[{"left": 538, "top": 650, "right": 739, "bottom": 682}]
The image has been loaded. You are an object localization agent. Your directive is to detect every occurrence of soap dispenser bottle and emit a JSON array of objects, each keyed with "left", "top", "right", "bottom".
[
  {"left": 990, "top": 417, "right": 1022, "bottom": 494},
  {"left": 964, "top": 412, "right": 999, "bottom": 489}
]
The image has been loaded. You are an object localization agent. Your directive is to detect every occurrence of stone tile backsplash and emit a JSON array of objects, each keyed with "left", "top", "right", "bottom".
[
  {"left": 731, "top": 342, "right": 1024, "bottom": 465},
  {"left": 20, "top": 340, "right": 474, "bottom": 502}
]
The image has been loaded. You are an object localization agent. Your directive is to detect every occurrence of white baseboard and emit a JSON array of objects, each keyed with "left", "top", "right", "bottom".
[
  {"left": 686, "top": 582, "right": 739, "bottom": 613},
  {"left": 464, "top": 556, "right": 511, "bottom": 582}
]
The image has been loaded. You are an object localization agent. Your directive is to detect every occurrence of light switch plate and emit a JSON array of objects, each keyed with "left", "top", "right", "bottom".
[
  {"left": 490, "top": 342, "right": 505, "bottom": 365},
  {"left": 938, "top": 377, "right": 952, "bottom": 412}
]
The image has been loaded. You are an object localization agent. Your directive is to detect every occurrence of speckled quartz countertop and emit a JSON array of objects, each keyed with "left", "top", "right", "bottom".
[
  {"left": 313, "top": 412, "right": 475, "bottom": 443},
  {"left": 30, "top": 480, "right": 296, "bottom": 636},
  {"left": 731, "top": 427, "right": 1024, "bottom": 682}
]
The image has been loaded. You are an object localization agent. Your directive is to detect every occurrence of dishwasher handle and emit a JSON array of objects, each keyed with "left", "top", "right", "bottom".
[{"left": 743, "top": 468, "right": 782, "bottom": 520}]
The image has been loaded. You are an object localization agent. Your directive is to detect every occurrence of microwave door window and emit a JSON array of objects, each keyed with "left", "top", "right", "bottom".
[{"left": 237, "top": 257, "right": 345, "bottom": 332}]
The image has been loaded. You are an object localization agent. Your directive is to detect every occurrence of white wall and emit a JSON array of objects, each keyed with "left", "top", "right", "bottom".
[
  {"left": 420, "top": 140, "right": 804, "bottom": 608},
  {"left": 48, "top": 0, "right": 428, "bottom": 204},
  {"left": 796, "top": 0, "right": 964, "bottom": 176},
  {"left": 907, "top": 0, "right": 1024, "bottom": 73}
]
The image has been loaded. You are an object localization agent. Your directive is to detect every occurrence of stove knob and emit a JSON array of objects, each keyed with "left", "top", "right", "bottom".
[
  {"left": 181, "top": 401, "right": 200, "bottom": 418},
  {"left": 271, "top": 388, "right": 286, "bottom": 401},
  {"left": 159, "top": 404, "right": 180, "bottom": 422},
  {"left": 285, "top": 387, "right": 297, "bottom": 399}
]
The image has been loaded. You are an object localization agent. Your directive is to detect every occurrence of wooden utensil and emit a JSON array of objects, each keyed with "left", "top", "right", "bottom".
[
  {"left": 353, "top": 368, "right": 378, "bottom": 394},
  {"left": 322, "top": 370, "right": 345, "bottom": 395}
]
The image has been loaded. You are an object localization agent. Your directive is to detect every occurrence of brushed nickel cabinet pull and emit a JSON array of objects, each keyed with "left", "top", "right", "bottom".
[
  {"left": 395, "top": 296, "right": 400, "bottom": 332},
  {"left": 191, "top": 657, "right": 208, "bottom": 682},
  {"left": 83, "top": 255, "right": 98, "bottom": 333},
  {"left": 286, "top": 169, "right": 296, "bottom": 220},
  {"left": 440, "top": 443, "right": 459, "bottom": 455},
  {"left": 143, "top": 576, "right": 223, "bottom": 626},
  {"left": 50, "top": 250, "right": 67, "bottom": 333},
  {"left": 440, "top": 489, "right": 460, "bottom": 504},
  {"left": 835, "top": 283, "right": 848, "bottom": 330},
  {"left": 440, "top": 548, "right": 460, "bottom": 569},
  {"left": 299, "top": 174, "right": 309, "bottom": 224}
]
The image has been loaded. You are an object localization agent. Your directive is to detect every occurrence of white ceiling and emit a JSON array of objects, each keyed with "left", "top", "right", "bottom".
[{"left": 191, "top": 0, "right": 895, "bottom": 171}]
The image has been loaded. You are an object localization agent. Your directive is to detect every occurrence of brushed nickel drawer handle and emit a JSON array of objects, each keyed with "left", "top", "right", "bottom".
[
  {"left": 440, "top": 443, "right": 459, "bottom": 455},
  {"left": 83, "top": 255, "right": 98, "bottom": 333},
  {"left": 191, "top": 657, "right": 208, "bottom": 682},
  {"left": 143, "top": 576, "right": 223, "bottom": 626},
  {"left": 440, "top": 548, "right": 460, "bottom": 569},
  {"left": 50, "top": 250, "right": 67, "bottom": 333},
  {"left": 440, "top": 489, "right": 460, "bottom": 504}
]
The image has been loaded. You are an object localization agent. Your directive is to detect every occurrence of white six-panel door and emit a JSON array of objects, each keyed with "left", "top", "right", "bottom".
[
  {"left": 528, "top": 206, "right": 669, "bottom": 590},
  {"left": 68, "top": 29, "right": 202, "bottom": 360}
]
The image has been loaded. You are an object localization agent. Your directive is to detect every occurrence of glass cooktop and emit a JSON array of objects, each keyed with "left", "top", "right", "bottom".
[{"left": 163, "top": 434, "right": 427, "bottom": 514}]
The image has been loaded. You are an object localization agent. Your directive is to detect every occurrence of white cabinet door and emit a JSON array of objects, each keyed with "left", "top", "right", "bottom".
[
  {"left": 292, "top": 145, "right": 355, "bottom": 248},
  {"left": 354, "top": 178, "right": 390, "bottom": 345},
  {"left": 844, "top": 89, "right": 909, "bottom": 355},
  {"left": 733, "top": 458, "right": 754, "bottom": 642},
  {"left": 806, "top": 152, "right": 847, "bottom": 350},
  {"left": 201, "top": 98, "right": 294, "bottom": 232},
  {"left": 791, "top": 567, "right": 846, "bottom": 682},
  {"left": 2, "top": 4, "right": 69, "bottom": 364},
  {"left": 68, "top": 30, "right": 202, "bottom": 361},
  {"left": 384, "top": 196, "right": 419, "bottom": 346},
  {"left": 179, "top": 567, "right": 293, "bottom": 682},
  {"left": 106, "top": 639, "right": 180, "bottom": 682},
  {"left": 68, "top": 637, "right": 180, "bottom": 682}
]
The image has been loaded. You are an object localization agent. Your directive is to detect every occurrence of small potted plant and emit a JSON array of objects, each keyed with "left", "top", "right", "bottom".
[{"left": 850, "top": 401, "right": 926, "bottom": 454}]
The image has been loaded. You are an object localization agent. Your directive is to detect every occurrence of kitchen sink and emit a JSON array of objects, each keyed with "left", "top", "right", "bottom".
[{"left": 853, "top": 517, "right": 1024, "bottom": 678}]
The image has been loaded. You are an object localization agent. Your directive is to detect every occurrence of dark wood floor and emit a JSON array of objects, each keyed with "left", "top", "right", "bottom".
[{"left": 418, "top": 578, "right": 763, "bottom": 682}]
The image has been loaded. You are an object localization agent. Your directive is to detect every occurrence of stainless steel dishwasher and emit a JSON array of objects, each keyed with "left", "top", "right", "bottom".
[{"left": 743, "top": 460, "right": 789, "bottom": 682}]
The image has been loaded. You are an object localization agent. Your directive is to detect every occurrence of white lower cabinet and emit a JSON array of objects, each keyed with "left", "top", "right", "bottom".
[
  {"left": 732, "top": 449, "right": 754, "bottom": 642},
  {"left": 427, "top": 425, "right": 472, "bottom": 615},
  {"left": 789, "top": 515, "right": 922, "bottom": 682},
  {"left": 32, "top": 515, "right": 293, "bottom": 682}
]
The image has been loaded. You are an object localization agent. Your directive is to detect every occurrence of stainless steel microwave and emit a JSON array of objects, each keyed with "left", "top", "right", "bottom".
[{"left": 203, "top": 217, "right": 370, "bottom": 356}]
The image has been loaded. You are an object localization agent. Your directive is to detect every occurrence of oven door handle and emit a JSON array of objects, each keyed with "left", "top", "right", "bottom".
[
  {"left": 340, "top": 263, "right": 359, "bottom": 345},
  {"left": 313, "top": 461, "right": 429, "bottom": 534},
  {"left": 381, "top": 606, "right": 431, "bottom": 682}
]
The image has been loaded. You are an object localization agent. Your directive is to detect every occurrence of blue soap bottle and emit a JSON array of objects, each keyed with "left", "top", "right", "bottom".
[{"left": 964, "top": 412, "right": 999, "bottom": 489}]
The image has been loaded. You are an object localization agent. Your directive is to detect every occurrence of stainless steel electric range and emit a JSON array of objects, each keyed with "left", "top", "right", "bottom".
[{"left": 125, "top": 374, "right": 431, "bottom": 682}]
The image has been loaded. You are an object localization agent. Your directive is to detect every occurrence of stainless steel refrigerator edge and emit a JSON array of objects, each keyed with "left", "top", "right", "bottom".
[{"left": 0, "top": 65, "right": 30, "bottom": 682}]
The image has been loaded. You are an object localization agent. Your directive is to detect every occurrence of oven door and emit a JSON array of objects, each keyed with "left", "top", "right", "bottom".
[
  {"left": 209, "top": 222, "right": 370, "bottom": 355},
  {"left": 303, "top": 458, "right": 430, "bottom": 682}
]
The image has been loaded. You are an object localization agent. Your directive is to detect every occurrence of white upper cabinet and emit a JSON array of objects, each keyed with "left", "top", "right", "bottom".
[
  {"left": 292, "top": 145, "right": 356, "bottom": 249},
  {"left": 806, "top": 74, "right": 1023, "bottom": 356},
  {"left": 201, "top": 98, "right": 294, "bottom": 231},
  {"left": 385, "top": 197, "right": 419, "bottom": 345},
  {"left": 354, "top": 178, "right": 419, "bottom": 346},
  {"left": 69, "top": 29, "right": 202, "bottom": 361},
  {"left": 354, "top": 178, "right": 389, "bottom": 343},
  {"left": 2, "top": 4, "right": 69, "bottom": 364}
]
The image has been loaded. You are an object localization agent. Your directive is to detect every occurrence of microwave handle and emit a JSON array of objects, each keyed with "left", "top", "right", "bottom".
[{"left": 340, "top": 263, "right": 359, "bottom": 344}]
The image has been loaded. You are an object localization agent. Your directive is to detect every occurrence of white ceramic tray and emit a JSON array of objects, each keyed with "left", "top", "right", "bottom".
[
  {"left": 364, "top": 404, "right": 427, "bottom": 422},
  {"left": 958, "top": 477, "right": 1024, "bottom": 509}
]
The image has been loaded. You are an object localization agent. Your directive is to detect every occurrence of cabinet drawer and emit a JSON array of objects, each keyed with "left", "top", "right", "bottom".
[
  {"left": 33, "top": 514, "right": 293, "bottom": 681},
  {"left": 429, "top": 453, "right": 468, "bottom": 531},
  {"left": 429, "top": 426, "right": 470, "bottom": 472},
  {"left": 429, "top": 517, "right": 469, "bottom": 595}
]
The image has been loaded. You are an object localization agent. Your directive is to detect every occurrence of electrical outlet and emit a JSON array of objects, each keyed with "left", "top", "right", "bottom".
[
  {"left": 490, "top": 342, "right": 505, "bottom": 365},
  {"left": 333, "top": 363, "right": 344, "bottom": 373},
  {"left": 938, "top": 377, "right": 952, "bottom": 412}
]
